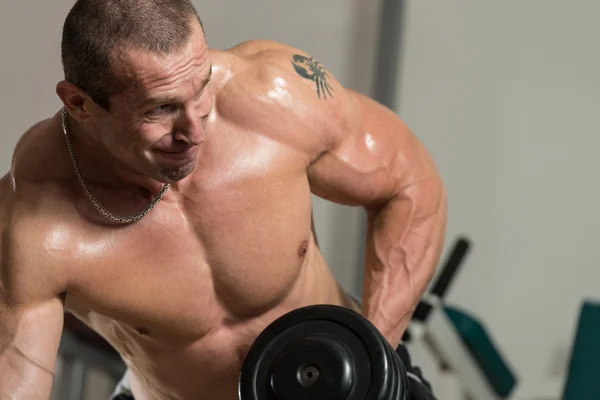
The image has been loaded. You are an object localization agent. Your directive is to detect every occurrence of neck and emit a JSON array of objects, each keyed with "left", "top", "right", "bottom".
[{"left": 63, "top": 111, "right": 171, "bottom": 199}]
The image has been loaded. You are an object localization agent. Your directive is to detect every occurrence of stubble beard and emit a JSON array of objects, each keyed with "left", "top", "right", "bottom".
[{"left": 158, "top": 159, "right": 197, "bottom": 182}]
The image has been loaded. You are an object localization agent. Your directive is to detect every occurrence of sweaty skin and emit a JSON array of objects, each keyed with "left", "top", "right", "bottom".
[{"left": 0, "top": 22, "right": 446, "bottom": 400}]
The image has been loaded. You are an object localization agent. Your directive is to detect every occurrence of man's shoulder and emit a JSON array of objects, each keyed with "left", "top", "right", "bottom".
[
  {"left": 11, "top": 113, "right": 69, "bottom": 184},
  {"left": 3, "top": 112, "right": 77, "bottom": 284},
  {"left": 1, "top": 163, "right": 74, "bottom": 256},
  {"left": 217, "top": 40, "right": 333, "bottom": 88},
  {"left": 210, "top": 40, "right": 360, "bottom": 162},
  {"left": 225, "top": 39, "right": 302, "bottom": 60},
  {"left": 216, "top": 40, "right": 350, "bottom": 119},
  {"left": 0, "top": 171, "right": 69, "bottom": 304}
]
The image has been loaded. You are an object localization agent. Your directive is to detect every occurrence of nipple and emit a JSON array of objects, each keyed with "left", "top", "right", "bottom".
[{"left": 297, "top": 240, "right": 309, "bottom": 257}]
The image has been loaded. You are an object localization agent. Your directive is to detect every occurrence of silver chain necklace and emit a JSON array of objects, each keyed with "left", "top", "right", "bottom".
[{"left": 61, "top": 108, "right": 170, "bottom": 224}]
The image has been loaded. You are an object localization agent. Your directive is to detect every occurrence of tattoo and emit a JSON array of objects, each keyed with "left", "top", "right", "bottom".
[{"left": 291, "top": 55, "right": 334, "bottom": 100}]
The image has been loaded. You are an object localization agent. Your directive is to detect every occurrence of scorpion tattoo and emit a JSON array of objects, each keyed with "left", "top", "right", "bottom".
[{"left": 291, "top": 55, "right": 334, "bottom": 100}]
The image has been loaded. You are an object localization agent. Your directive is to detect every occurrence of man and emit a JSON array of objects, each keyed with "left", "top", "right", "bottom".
[{"left": 0, "top": 0, "right": 447, "bottom": 399}]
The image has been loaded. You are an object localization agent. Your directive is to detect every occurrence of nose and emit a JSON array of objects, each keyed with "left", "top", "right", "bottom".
[
  {"left": 174, "top": 114, "right": 204, "bottom": 145},
  {"left": 174, "top": 97, "right": 213, "bottom": 144}
]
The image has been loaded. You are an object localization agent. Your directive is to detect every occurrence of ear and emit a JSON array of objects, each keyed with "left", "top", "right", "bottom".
[{"left": 55, "top": 80, "right": 96, "bottom": 121}]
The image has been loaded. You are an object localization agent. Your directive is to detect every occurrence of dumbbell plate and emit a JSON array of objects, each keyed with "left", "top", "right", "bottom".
[{"left": 238, "top": 305, "right": 407, "bottom": 400}]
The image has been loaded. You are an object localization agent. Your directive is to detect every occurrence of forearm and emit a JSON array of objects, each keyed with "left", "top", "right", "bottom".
[{"left": 361, "top": 175, "right": 447, "bottom": 347}]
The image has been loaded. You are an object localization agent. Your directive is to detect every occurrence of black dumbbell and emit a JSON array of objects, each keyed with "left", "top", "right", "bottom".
[{"left": 238, "top": 305, "right": 409, "bottom": 400}]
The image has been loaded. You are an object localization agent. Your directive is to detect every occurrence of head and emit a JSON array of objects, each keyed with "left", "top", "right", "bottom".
[{"left": 57, "top": 0, "right": 213, "bottom": 183}]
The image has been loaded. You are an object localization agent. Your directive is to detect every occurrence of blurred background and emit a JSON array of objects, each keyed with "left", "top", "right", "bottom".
[{"left": 1, "top": 1, "right": 599, "bottom": 399}]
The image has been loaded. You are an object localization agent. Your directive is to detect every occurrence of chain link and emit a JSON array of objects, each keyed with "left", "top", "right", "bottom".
[{"left": 61, "top": 108, "right": 170, "bottom": 224}]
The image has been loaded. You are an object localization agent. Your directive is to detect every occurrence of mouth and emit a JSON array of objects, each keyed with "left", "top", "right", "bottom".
[{"left": 153, "top": 145, "right": 198, "bottom": 165}]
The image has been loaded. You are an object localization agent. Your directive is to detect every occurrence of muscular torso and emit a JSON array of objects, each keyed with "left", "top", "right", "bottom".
[{"left": 5, "top": 46, "right": 359, "bottom": 400}]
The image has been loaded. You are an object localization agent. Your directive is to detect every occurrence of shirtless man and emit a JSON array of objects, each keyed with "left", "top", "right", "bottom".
[{"left": 0, "top": 0, "right": 447, "bottom": 399}]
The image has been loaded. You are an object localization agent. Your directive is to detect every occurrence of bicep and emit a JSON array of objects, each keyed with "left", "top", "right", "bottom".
[
  {"left": 1, "top": 219, "right": 65, "bottom": 397},
  {"left": 308, "top": 90, "right": 433, "bottom": 208},
  {"left": 0, "top": 290, "right": 64, "bottom": 397}
]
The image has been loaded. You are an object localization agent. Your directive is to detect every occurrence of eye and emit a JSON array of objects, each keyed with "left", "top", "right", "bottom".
[{"left": 147, "top": 104, "right": 173, "bottom": 116}]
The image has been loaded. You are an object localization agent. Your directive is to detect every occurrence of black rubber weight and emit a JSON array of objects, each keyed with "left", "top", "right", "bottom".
[{"left": 238, "top": 305, "right": 408, "bottom": 400}]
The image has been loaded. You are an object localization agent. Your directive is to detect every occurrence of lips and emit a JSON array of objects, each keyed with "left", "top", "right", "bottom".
[
  {"left": 155, "top": 144, "right": 192, "bottom": 153},
  {"left": 153, "top": 146, "right": 198, "bottom": 164}
]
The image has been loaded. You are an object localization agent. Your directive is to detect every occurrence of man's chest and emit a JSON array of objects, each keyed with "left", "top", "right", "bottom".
[{"left": 64, "top": 164, "right": 315, "bottom": 344}]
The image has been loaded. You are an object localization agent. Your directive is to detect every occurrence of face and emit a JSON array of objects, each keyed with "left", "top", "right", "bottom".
[{"left": 95, "top": 21, "right": 213, "bottom": 183}]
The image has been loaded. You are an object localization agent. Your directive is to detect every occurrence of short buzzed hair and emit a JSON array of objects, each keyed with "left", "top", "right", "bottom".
[{"left": 61, "top": 0, "right": 204, "bottom": 110}]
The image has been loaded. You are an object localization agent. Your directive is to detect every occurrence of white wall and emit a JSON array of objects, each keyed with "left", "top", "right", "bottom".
[{"left": 396, "top": 0, "right": 600, "bottom": 391}]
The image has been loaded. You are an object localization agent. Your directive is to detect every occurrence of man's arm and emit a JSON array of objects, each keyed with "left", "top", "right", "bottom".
[
  {"left": 257, "top": 45, "right": 447, "bottom": 347},
  {"left": 1, "top": 298, "right": 64, "bottom": 399},
  {"left": 0, "top": 186, "right": 65, "bottom": 399},
  {"left": 315, "top": 96, "right": 447, "bottom": 347},
  {"left": 311, "top": 91, "right": 446, "bottom": 346}
]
